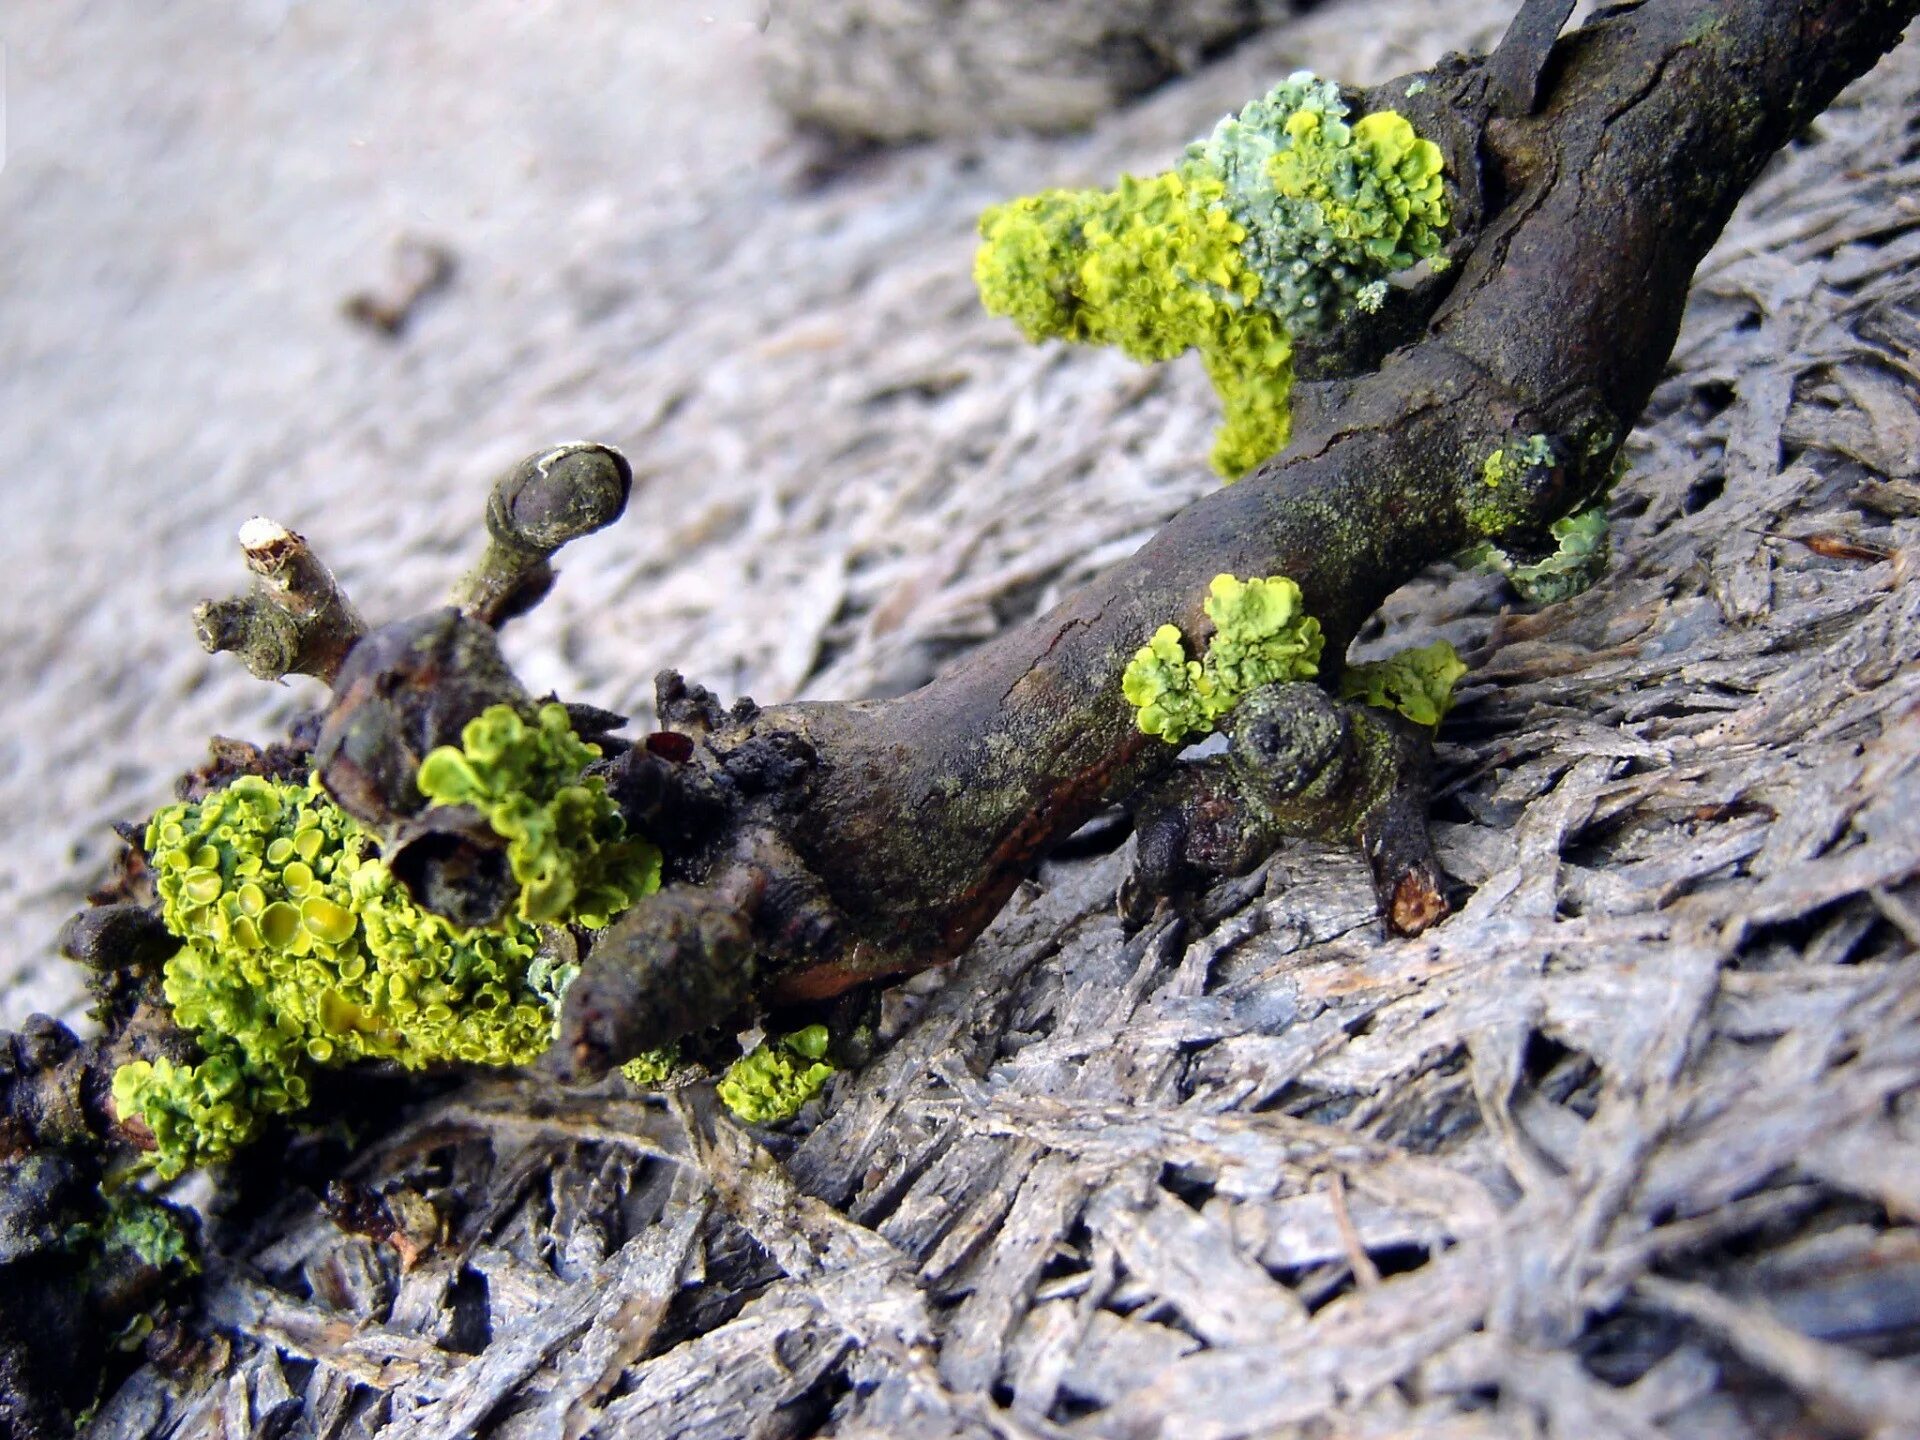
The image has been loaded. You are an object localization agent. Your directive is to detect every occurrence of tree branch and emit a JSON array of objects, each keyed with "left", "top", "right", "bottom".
[{"left": 555, "top": 0, "right": 1919, "bottom": 1073}]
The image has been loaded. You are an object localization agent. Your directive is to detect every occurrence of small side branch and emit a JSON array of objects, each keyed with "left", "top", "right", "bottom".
[
  {"left": 195, "top": 518, "right": 366, "bottom": 684},
  {"left": 452, "top": 442, "right": 634, "bottom": 627},
  {"left": 1120, "top": 684, "right": 1448, "bottom": 936}
]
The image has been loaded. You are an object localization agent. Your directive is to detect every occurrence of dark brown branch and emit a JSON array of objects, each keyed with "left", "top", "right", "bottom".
[
  {"left": 555, "top": 0, "right": 1919, "bottom": 1072},
  {"left": 452, "top": 442, "right": 635, "bottom": 627},
  {"left": 1119, "top": 685, "right": 1447, "bottom": 936},
  {"left": 195, "top": 519, "right": 366, "bottom": 685}
]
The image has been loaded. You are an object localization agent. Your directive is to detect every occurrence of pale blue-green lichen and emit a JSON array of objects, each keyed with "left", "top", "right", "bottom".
[
  {"left": 1339, "top": 640, "right": 1467, "bottom": 727},
  {"left": 113, "top": 707, "right": 660, "bottom": 1178},
  {"left": 1464, "top": 433, "right": 1563, "bottom": 538},
  {"left": 1122, "top": 574, "right": 1325, "bottom": 745},
  {"left": 1463, "top": 431, "right": 1621, "bottom": 603},
  {"left": 716, "top": 1026, "right": 836, "bottom": 1125},
  {"left": 1466, "top": 504, "right": 1613, "bottom": 605},
  {"left": 976, "top": 73, "right": 1448, "bottom": 478},
  {"left": 1480, "top": 433, "right": 1557, "bottom": 490}
]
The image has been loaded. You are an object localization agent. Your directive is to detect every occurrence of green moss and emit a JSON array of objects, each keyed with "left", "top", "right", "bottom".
[
  {"left": 115, "top": 709, "right": 660, "bottom": 1178},
  {"left": 976, "top": 72, "right": 1449, "bottom": 479},
  {"left": 716, "top": 1027, "right": 836, "bottom": 1125},
  {"left": 1338, "top": 640, "right": 1467, "bottom": 726},
  {"left": 1122, "top": 573, "right": 1325, "bottom": 745}
]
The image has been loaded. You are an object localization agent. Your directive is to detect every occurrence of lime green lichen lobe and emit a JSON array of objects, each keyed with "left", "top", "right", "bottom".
[
  {"left": 1480, "top": 433, "right": 1556, "bottom": 490},
  {"left": 1339, "top": 640, "right": 1467, "bottom": 727},
  {"left": 716, "top": 1026, "right": 836, "bottom": 1125},
  {"left": 976, "top": 72, "right": 1449, "bottom": 478},
  {"left": 418, "top": 703, "right": 661, "bottom": 927},
  {"left": 619, "top": 1046, "right": 681, "bottom": 1089},
  {"left": 1122, "top": 574, "right": 1325, "bottom": 745}
]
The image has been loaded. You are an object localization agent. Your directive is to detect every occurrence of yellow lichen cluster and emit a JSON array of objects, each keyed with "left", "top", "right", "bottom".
[
  {"left": 1338, "top": 639, "right": 1467, "bottom": 727},
  {"left": 114, "top": 705, "right": 659, "bottom": 1178},
  {"left": 1122, "top": 574, "right": 1325, "bottom": 744},
  {"left": 714, "top": 1026, "right": 836, "bottom": 1125},
  {"left": 977, "top": 72, "right": 1450, "bottom": 479},
  {"left": 975, "top": 168, "right": 1295, "bottom": 479}
]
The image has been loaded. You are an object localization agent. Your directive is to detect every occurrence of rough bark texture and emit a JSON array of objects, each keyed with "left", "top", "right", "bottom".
[{"left": 5, "top": 0, "right": 1920, "bottom": 1435}]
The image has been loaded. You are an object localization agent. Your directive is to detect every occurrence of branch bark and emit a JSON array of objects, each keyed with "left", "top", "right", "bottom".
[{"left": 555, "top": 0, "right": 1918, "bottom": 1073}]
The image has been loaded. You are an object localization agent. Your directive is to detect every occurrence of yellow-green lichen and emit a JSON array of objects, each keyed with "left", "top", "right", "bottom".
[
  {"left": 66, "top": 1189, "right": 198, "bottom": 1279},
  {"left": 1122, "top": 574, "right": 1325, "bottom": 745},
  {"left": 1480, "top": 433, "right": 1556, "bottom": 490},
  {"left": 114, "top": 708, "right": 660, "bottom": 1178},
  {"left": 417, "top": 703, "right": 660, "bottom": 927},
  {"left": 1338, "top": 640, "right": 1467, "bottom": 727},
  {"left": 716, "top": 1026, "right": 835, "bottom": 1125},
  {"left": 619, "top": 1046, "right": 681, "bottom": 1089},
  {"left": 1502, "top": 505, "right": 1612, "bottom": 604},
  {"left": 976, "top": 167, "right": 1293, "bottom": 479},
  {"left": 976, "top": 72, "right": 1449, "bottom": 479}
]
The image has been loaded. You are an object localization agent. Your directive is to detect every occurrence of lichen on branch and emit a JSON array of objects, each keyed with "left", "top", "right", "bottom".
[
  {"left": 417, "top": 703, "right": 661, "bottom": 927},
  {"left": 1121, "top": 573, "right": 1325, "bottom": 744},
  {"left": 974, "top": 72, "right": 1449, "bottom": 477},
  {"left": 1339, "top": 640, "right": 1467, "bottom": 727},
  {"left": 1463, "top": 503, "right": 1613, "bottom": 604},
  {"left": 112, "top": 704, "right": 660, "bottom": 1177}
]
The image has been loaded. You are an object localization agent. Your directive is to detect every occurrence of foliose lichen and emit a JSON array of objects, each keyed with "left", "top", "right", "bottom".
[
  {"left": 417, "top": 703, "right": 660, "bottom": 927},
  {"left": 619, "top": 1046, "right": 681, "bottom": 1089},
  {"left": 1338, "top": 639, "right": 1467, "bottom": 727},
  {"left": 1462, "top": 504, "right": 1612, "bottom": 606},
  {"left": 68, "top": 1189, "right": 198, "bottom": 1278},
  {"left": 113, "top": 706, "right": 660, "bottom": 1178},
  {"left": 1122, "top": 574, "right": 1325, "bottom": 745},
  {"left": 975, "top": 72, "right": 1449, "bottom": 479},
  {"left": 715, "top": 1025, "right": 835, "bottom": 1125}
]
